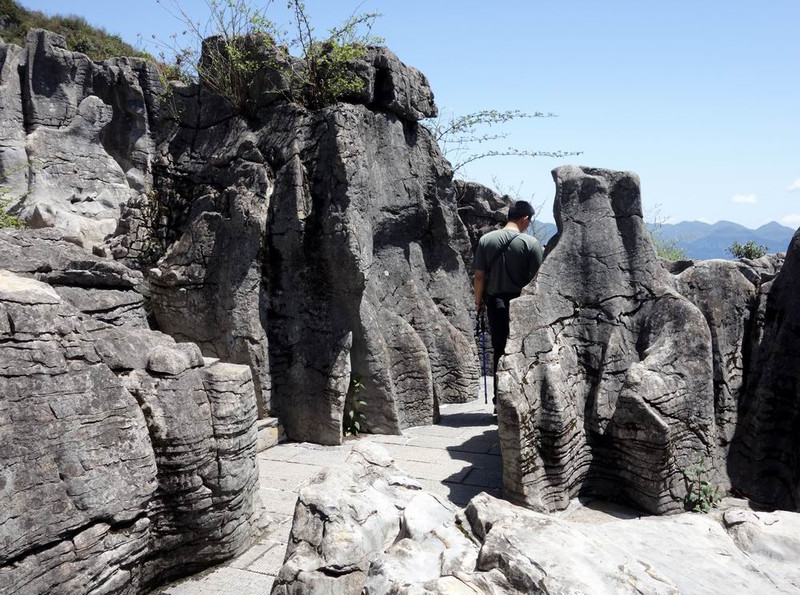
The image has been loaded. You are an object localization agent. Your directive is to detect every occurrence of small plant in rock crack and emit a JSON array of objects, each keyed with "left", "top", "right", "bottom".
[
  {"left": 343, "top": 375, "right": 367, "bottom": 436},
  {"left": 0, "top": 187, "right": 26, "bottom": 230},
  {"left": 682, "top": 457, "right": 721, "bottom": 513}
]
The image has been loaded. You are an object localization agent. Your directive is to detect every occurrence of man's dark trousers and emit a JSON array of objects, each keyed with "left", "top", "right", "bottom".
[{"left": 486, "top": 292, "right": 520, "bottom": 401}]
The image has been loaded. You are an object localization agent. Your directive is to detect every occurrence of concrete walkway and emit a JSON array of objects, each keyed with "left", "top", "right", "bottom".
[{"left": 158, "top": 390, "right": 500, "bottom": 594}]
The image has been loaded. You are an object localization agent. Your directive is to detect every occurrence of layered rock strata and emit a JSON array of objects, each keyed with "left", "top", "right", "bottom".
[
  {"left": 0, "top": 30, "right": 483, "bottom": 444},
  {"left": 0, "top": 231, "right": 264, "bottom": 594},
  {"left": 729, "top": 230, "right": 800, "bottom": 509},
  {"left": 142, "top": 45, "right": 478, "bottom": 443},
  {"left": 0, "top": 30, "right": 163, "bottom": 249},
  {"left": 275, "top": 443, "right": 800, "bottom": 594},
  {"left": 497, "top": 166, "right": 719, "bottom": 514}
]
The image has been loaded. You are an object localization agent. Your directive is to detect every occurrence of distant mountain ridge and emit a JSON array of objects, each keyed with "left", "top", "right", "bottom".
[
  {"left": 656, "top": 220, "right": 796, "bottom": 260},
  {"left": 532, "top": 220, "right": 796, "bottom": 260}
]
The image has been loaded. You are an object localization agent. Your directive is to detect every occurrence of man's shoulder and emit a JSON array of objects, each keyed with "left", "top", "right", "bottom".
[
  {"left": 479, "top": 229, "right": 511, "bottom": 245},
  {"left": 478, "top": 229, "right": 503, "bottom": 246}
]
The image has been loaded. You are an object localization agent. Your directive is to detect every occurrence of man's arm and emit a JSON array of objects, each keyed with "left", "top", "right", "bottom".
[{"left": 474, "top": 269, "right": 486, "bottom": 314}]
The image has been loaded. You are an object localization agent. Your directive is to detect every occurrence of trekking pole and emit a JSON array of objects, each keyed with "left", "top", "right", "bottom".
[{"left": 480, "top": 313, "right": 488, "bottom": 405}]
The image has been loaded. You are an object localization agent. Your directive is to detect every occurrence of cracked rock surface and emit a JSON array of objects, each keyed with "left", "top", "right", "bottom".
[
  {"left": 0, "top": 232, "right": 264, "bottom": 594},
  {"left": 0, "top": 30, "right": 162, "bottom": 249},
  {"left": 729, "top": 230, "right": 800, "bottom": 510},
  {"left": 275, "top": 443, "right": 800, "bottom": 594},
  {"left": 141, "top": 41, "right": 478, "bottom": 444},
  {"left": 497, "top": 165, "right": 799, "bottom": 515},
  {"left": 498, "top": 166, "right": 719, "bottom": 514}
]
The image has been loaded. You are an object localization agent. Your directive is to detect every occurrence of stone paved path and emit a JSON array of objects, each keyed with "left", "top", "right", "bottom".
[{"left": 157, "top": 387, "right": 500, "bottom": 594}]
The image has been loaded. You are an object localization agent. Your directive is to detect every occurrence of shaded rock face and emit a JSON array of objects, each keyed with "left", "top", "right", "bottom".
[
  {"left": 275, "top": 443, "right": 800, "bottom": 594},
  {"left": 453, "top": 180, "right": 510, "bottom": 271},
  {"left": 1, "top": 31, "right": 479, "bottom": 445},
  {"left": 0, "top": 231, "right": 264, "bottom": 594},
  {"left": 0, "top": 30, "right": 163, "bottom": 249},
  {"left": 668, "top": 256, "right": 782, "bottom": 459},
  {"left": 730, "top": 230, "right": 800, "bottom": 509},
  {"left": 498, "top": 166, "right": 719, "bottom": 514},
  {"left": 142, "top": 46, "right": 478, "bottom": 443}
]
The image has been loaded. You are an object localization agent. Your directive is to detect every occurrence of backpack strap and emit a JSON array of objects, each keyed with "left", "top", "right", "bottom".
[{"left": 485, "top": 233, "right": 521, "bottom": 275}]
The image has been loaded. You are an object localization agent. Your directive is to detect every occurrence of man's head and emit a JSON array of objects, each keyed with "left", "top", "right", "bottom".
[{"left": 507, "top": 200, "right": 534, "bottom": 231}]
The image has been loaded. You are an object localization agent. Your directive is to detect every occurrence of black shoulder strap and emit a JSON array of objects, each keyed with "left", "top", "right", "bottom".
[{"left": 486, "top": 233, "right": 520, "bottom": 272}]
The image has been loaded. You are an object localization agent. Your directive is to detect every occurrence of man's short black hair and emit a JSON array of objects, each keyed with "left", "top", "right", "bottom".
[{"left": 507, "top": 200, "right": 534, "bottom": 222}]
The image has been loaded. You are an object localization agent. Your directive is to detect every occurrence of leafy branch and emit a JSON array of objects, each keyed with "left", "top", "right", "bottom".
[
  {"left": 148, "top": 0, "right": 382, "bottom": 114},
  {"left": 682, "top": 457, "right": 721, "bottom": 513},
  {"left": 425, "top": 109, "right": 581, "bottom": 173},
  {"left": 344, "top": 374, "right": 367, "bottom": 436}
]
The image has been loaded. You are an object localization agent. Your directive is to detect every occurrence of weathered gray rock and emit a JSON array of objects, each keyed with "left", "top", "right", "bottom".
[
  {"left": 664, "top": 252, "right": 784, "bottom": 464},
  {"left": 0, "top": 267, "right": 265, "bottom": 594},
  {"left": 0, "top": 41, "right": 27, "bottom": 199},
  {"left": 21, "top": 94, "right": 136, "bottom": 247},
  {"left": 730, "top": 230, "right": 800, "bottom": 510},
  {"left": 272, "top": 443, "right": 474, "bottom": 595},
  {"left": 276, "top": 443, "right": 800, "bottom": 594},
  {"left": 0, "top": 30, "right": 163, "bottom": 249},
  {"left": 0, "top": 228, "right": 148, "bottom": 330},
  {"left": 498, "top": 166, "right": 718, "bottom": 514},
  {"left": 362, "top": 46, "right": 438, "bottom": 121},
  {"left": 1, "top": 29, "right": 477, "bottom": 446},
  {"left": 671, "top": 260, "right": 761, "bottom": 454},
  {"left": 466, "top": 494, "right": 800, "bottom": 594},
  {"left": 145, "top": 56, "right": 477, "bottom": 443}
]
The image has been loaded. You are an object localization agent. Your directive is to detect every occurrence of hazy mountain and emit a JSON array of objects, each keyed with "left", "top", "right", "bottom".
[
  {"left": 657, "top": 220, "right": 796, "bottom": 260},
  {"left": 532, "top": 220, "right": 796, "bottom": 260}
]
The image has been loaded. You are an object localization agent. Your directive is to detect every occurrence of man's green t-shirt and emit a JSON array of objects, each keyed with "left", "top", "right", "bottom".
[{"left": 474, "top": 229, "right": 543, "bottom": 296}]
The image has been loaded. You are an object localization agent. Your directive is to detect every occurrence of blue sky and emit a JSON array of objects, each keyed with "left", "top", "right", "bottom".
[{"left": 16, "top": 0, "right": 800, "bottom": 228}]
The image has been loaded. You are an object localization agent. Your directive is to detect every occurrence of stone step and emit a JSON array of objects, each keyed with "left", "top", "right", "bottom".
[{"left": 256, "top": 417, "right": 286, "bottom": 452}]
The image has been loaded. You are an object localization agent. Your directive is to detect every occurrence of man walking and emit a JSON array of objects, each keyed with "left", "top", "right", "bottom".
[{"left": 473, "top": 200, "right": 544, "bottom": 403}]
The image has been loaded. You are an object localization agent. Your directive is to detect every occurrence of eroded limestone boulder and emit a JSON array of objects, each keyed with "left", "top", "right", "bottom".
[
  {"left": 275, "top": 443, "right": 800, "bottom": 594},
  {"left": 145, "top": 51, "right": 477, "bottom": 443},
  {"left": 272, "top": 443, "right": 479, "bottom": 595},
  {"left": 0, "top": 259, "right": 264, "bottom": 594},
  {"left": 730, "top": 230, "right": 800, "bottom": 510},
  {"left": 498, "top": 166, "right": 719, "bottom": 514},
  {"left": 0, "top": 30, "right": 163, "bottom": 249}
]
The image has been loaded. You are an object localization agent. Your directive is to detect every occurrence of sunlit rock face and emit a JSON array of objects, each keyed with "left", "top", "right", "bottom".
[
  {"left": 275, "top": 444, "right": 800, "bottom": 594},
  {"left": 142, "top": 43, "right": 479, "bottom": 445},
  {"left": 0, "top": 30, "right": 162, "bottom": 249},
  {"left": 0, "top": 232, "right": 264, "bottom": 594},
  {"left": 497, "top": 166, "right": 800, "bottom": 515},
  {"left": 497, "top": 166, "right": 720, "bottom": 514}
]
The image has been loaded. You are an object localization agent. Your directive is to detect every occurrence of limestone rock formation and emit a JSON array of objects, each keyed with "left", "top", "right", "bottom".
[
  {"left": 275, "top": 443, "right": 800, "bottom": 594},
  {"left": 730, "top": 230, "right": 800, "bottom": 510},
  {"left": 497, "top": 166, "right": 719, "bottom": 514},
  {"left": 1, "top": 29, "right": 480, "bottom": 446},
  {"left": 0, "top": 231, "right": 265, "bottom": 594},
  {"left": 0, "top": 29, "right": 162, "bottom": 248},
  {"left": 141, "top": 41, "right": 478, "bottom": 444},
  {"left": 667, "top": 254, "right": 783, "bottom": 460},
  {"left": 495, "top": 165, "right": 800, "bottom": 515},
  {"left": 453, "top": 180, "right": 511, "bottom": 270}
]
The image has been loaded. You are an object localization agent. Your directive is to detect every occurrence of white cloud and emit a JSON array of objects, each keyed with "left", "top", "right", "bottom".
[
  {"left": 731, "top": 194, "right": 757, "bottom": 204},
  {"left": 780, "top": 214, "right": 800, "bottom": 228},
  {"left": 788, "top": 179, "right": 800, "bottom": 192}
]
